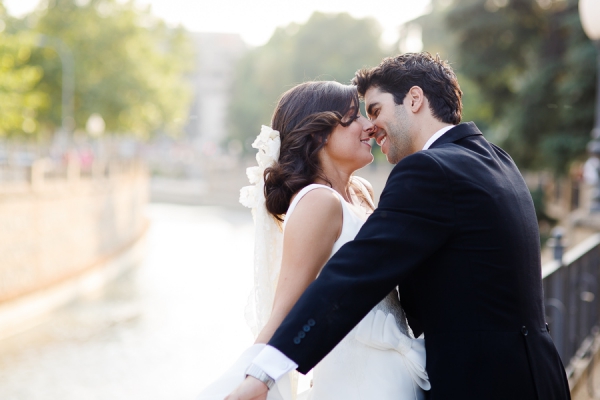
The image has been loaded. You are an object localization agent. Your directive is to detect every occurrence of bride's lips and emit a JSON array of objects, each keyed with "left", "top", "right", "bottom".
[{"left": 360, "top": 138, "right": 372, "bottom": 148}]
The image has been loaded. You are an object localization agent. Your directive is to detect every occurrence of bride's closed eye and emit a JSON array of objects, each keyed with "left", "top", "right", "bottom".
[{"left": 341, "top": 113, "right": 360, "bottom": 127}]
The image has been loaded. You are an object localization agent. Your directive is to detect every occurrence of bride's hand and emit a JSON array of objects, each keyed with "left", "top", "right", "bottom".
[{"left": 224, "top": 377, "right": 268, "bottom": 400}]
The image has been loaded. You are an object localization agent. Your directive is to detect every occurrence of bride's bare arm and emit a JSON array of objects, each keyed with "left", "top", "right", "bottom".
[{"left": 254, "top": 188, "right": 343, "bottom": 344}]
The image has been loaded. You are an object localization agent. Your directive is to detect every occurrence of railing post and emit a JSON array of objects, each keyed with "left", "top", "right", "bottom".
[
  {"left": 548, "top": 227, "right": 567, "bottom": 359},
  {"left": 29, "top": 159, "right": 47, "bottom": 191},
  {"left": 551, "top": 227, "right": 565, "bottom": 264},
  {"left": 67, "top": 153, "right": 80, "bottom": 184}
]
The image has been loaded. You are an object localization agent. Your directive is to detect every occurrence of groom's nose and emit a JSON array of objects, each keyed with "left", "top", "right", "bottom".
[
  {"left": 369, "top": 128, "right": 385, "bottom": 141},
  {"left": 366, "top": 124, "right": 379, "bottom": 138}
]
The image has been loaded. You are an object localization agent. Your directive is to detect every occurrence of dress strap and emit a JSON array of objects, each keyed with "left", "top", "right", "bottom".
[{"left": 283, "top": 184, "right": 340, "bottom": 230}]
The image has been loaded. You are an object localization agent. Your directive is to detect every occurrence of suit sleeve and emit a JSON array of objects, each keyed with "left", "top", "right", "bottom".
[{"left": 267, "top": 152, "right": 455, "bottom": 373}]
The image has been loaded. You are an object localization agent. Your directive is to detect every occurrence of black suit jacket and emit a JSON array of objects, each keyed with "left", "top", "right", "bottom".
[{"left": 268, "top": 122, "right": 570, "bottom": 399}]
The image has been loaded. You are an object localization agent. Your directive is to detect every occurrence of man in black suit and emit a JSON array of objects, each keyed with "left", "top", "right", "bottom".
[{"left": 228, "top": 53, "right": 571, "bottom": 399}]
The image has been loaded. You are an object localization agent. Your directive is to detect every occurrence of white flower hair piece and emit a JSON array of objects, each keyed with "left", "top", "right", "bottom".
[
  {"left": 239, "top": 125, "right": 281, "bottom": 208},
  {"left": 239, "top": 125, "right": 285, "bottom": 341}
]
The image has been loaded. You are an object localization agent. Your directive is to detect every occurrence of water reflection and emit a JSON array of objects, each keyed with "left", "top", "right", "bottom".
[{"left": 0, "top": 204, "right": 256, "bottom": 400}]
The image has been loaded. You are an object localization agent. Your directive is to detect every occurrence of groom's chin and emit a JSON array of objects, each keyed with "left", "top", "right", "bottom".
[
  {"left": 384, "top": 152, "right": 399, "bottom": 165},
  {"left": 380, "top": 149, "right": 394, "bottom": 165}
]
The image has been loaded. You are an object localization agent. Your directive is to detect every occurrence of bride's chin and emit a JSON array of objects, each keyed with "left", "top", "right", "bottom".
[{"left": 358, "top": 156, "right": 374, "bottom": 170}]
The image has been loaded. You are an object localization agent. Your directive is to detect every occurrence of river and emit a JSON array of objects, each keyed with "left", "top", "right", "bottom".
[{"left": 0, "top": 203, "right": 257, "bottom": 400}]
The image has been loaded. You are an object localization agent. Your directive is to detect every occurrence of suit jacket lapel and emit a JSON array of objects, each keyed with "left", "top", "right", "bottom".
[{"left": 428, "top": 122, "right": 483, "bottom": 149}]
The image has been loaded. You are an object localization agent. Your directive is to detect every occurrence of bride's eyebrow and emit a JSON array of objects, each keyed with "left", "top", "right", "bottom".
[{"left": 342, "top": 106, "right": 357, "bottom": 119}]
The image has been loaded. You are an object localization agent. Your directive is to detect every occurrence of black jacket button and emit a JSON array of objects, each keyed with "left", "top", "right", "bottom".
[
  {"left": 303, "top": 325, "right": 311, "bottom": 332},
  {"left": 307, "top": 319, "right": 316, "bottom": 326},
  {"left": 298, "top": 331, "right": 306, "bottom": 339},
  {"left": 521, "top": 326, "right": 528, "bottom": 336},
  {"left": 293, "top": 337, "right": 301, "bottom": 344}
]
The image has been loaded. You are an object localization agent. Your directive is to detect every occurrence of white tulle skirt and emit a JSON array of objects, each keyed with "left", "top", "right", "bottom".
[{"left": 196, "top": 310, "right": 428, "bottom": 400}]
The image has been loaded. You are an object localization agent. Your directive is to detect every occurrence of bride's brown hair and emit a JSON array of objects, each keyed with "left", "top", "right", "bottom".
[{"left": 264, "top": 81, "right": 359, "bottom": 222}]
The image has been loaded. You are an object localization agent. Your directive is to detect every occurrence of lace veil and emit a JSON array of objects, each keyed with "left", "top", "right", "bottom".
[{"left": 239, "top": 125, "right": 283, "bottom": 337}]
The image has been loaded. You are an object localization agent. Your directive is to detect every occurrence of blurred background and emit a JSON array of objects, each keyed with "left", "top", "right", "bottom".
[{"left": 0, "top": 0, "right": 599, "bottom": 399}]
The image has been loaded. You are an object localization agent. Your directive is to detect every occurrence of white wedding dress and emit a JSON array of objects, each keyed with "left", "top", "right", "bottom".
[{"left": 197, "top": 179, "right": 429, "bottom": 400}]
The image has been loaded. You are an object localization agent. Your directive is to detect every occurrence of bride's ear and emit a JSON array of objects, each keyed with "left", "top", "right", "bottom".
[{"left": 312, "top": 132, "right": 327, "bottom": 146}]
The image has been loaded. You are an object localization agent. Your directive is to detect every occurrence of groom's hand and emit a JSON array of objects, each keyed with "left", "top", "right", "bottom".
[{"left": 225, "top": 376, "right": 268, "bottom": 400}]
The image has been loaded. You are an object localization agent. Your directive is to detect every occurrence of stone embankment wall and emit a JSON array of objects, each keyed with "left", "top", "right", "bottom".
[{"left": 0, "top": 162, "right": 148, "bottom": 306}]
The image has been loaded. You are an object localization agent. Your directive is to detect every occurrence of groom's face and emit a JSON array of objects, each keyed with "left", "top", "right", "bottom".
[{"left": 365, "top": 87, "right": 414, "bottom": 164}]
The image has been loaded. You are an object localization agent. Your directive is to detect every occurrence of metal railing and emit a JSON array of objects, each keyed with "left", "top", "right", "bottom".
[
  {"left": 0, "top": 138, "right": 144, "bottom": 190},
  {"left": 543, "top": 231, "right": 600, "bottom": 378}
]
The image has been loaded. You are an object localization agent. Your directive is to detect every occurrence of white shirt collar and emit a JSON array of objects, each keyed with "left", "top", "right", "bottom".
[{"left": 422, "top": 125, "right": 455, "bottom": 151}]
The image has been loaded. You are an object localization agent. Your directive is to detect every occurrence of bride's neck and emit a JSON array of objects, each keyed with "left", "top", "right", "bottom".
[{"left": 314, "top": 167, "right": 354, "bottom": 203}]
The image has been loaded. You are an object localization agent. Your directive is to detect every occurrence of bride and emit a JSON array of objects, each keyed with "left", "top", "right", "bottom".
[{"left": 198, "top": 81, "right": 429, "bottom": 400}]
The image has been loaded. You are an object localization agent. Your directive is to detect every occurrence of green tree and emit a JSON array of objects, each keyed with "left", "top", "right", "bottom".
[
  {"left": 28, "top": 0, "right": 194, "bottom": 138},
  {"left": 398, "top": 0, "right": 496, "bottom": 134},
  {"left": 446, "top": 0, "right": 596, "bottom": 173},
  {"left": 228, "top": 12, "right": 386, "bottom": 149},
  {"left": 0, "top": 4, "right": 46, "bottom": 137}
]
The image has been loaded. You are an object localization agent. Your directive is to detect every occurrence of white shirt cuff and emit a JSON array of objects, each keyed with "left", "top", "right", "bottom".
[{"left": 251, "top": 345, "right": 298, "bottom": 381}]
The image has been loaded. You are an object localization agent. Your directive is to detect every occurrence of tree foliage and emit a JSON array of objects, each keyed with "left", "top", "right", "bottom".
[
  {"left": 1, "top": 0, "right": 194, "bottom": 138},
  {"left": 228, "top": 12, "right": 387, "bottom": 149},
  {"left": 0, "top": 4, "right": 46, "bottom": 137},
  {"left": 399, "top": 1, "right": 496, "bottom": 134},
  {"left": 445, "top": 0, "right": 596, "bottom": 173}
]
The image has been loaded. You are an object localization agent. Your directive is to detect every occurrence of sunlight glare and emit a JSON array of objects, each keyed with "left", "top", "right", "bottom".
[{"left": 4, "top": 0, "right": 430, "bottom": 47}]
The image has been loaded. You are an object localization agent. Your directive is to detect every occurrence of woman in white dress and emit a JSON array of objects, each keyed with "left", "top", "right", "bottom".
[{"left": 198, "top": 81, "right": 429, "bottom": 400}]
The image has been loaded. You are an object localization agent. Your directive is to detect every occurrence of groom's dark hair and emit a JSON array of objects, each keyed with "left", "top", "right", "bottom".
[{"left": 352, "top": 52, "right": 463, "bottom": 125}]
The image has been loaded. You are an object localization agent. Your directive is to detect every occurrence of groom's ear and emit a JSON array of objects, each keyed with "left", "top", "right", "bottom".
[{"left": 407, "top": 86, "right": 425, "bottom": 114}]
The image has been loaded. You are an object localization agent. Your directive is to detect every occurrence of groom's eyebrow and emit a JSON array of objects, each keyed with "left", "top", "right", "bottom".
[{"left": 366, "top": 102, "right": 379, "bottom": 117}]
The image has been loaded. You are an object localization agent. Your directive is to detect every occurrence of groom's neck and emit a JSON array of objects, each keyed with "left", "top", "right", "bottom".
[{"left": 413, "top": 119, "right": 454, "bottom": 151}]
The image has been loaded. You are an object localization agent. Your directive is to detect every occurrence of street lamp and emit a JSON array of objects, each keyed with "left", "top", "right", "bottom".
[
  {"left": 579, "top": 0, "right": 600, "bottom": 211},
  {"left": 86, "top": 114, "right": 105, "bottom": 138}
]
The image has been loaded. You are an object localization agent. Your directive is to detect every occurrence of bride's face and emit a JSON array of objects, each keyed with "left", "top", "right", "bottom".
[{"left": 320, "top": 109, "right": 375, "bottom": 172}]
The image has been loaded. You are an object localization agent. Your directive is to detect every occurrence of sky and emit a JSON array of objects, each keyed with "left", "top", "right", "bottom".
[{"left": 4, "top": 0, "right": 431, "bottom": 46}]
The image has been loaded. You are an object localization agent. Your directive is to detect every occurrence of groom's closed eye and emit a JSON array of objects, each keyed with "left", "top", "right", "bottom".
[{"left": 366, "top": 104, "right": 380, "bottom": 120}]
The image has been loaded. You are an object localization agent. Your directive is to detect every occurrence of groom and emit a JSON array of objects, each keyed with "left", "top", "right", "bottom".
[{"left": 228, "top": 52, "right": 571, "bottom": 399}]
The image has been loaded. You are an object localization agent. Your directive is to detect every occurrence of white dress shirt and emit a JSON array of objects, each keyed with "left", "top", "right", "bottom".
[
  {"left": 422, "top": 125, "right": 455, "bottom": 150},
  {"left": 251, "top": 124, "right": 457, "bottom": 381}
]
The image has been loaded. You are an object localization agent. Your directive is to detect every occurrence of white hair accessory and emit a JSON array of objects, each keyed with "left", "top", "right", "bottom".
[
  {"left": 239, "top": 125, "right": 281, "bottom": 208},
  {"left": 239, "top": 125, "right": 283, "bottom": 337}
]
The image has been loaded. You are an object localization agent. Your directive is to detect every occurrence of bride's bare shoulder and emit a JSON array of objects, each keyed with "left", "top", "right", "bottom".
[
  {"left": 286, "top": 187, "right": 342, "bottom": 231},
  {"left": 291, "top": 187, "right": 341, "bottom": 214}
]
